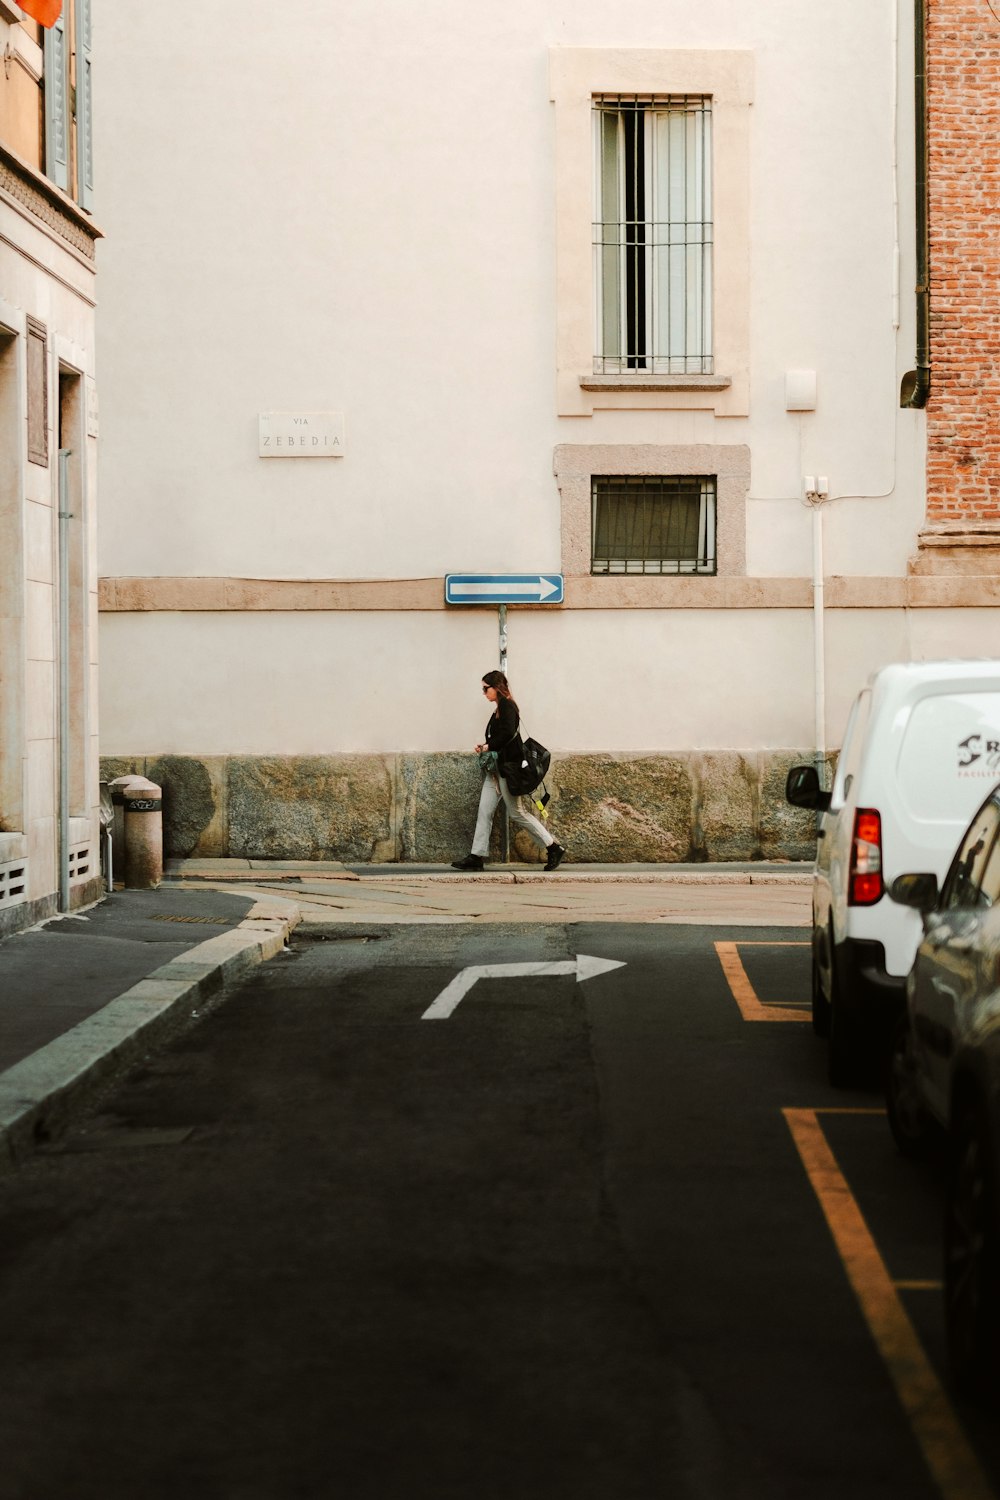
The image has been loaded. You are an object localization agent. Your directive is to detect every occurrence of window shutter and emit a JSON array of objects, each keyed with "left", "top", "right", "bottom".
[
  {"left": 43, "top": 9, "right": 69, "bottom": 192},
  {"left": 26, "top": 319, "right": 49, "bottom": 468},
  {"left": 75, "top": 0, "right": 94, "bottom": 209}
]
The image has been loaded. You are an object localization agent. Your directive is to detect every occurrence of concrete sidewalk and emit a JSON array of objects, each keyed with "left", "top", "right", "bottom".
[
  {"left": 0, "top": 885, "right": 300, "bottom": 1169},
  {"left": 0, "top": 859, "right": 812, "bottom": 1167},
  {"left": 164, "top": 857, "right": 814, "bottom": 927}
]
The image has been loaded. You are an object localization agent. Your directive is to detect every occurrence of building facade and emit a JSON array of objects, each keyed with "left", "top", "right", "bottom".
[
  {"left": 0, "top": 0, "right": 101, "bottom": 932},
  {"left": 91, "top": 1, "right": 997, "bottom": 865}
]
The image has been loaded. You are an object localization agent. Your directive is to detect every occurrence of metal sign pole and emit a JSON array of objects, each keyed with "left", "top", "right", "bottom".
[
  {"left": 499, "top": 603, "right": 510, "bottom": 861},
  {"left": 444, "top": 577, "right": 565, "bottom": 868}
]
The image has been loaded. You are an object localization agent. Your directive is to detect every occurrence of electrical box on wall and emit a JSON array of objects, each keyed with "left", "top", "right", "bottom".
[{"left": 785, "top": 370, "right": 817, "bottom": 411}]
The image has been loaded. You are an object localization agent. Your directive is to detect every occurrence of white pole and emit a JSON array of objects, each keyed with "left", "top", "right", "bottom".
[
  {"left": 812, "top": 498, "right": 827, "bottom": 783},
  {"left": 58, "top": 448, "right": 71, "bottom": 912}
]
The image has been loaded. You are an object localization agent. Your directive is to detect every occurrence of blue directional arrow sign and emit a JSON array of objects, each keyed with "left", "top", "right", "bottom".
[{"left": 445, "top": 573, "right": 564, "bottom": 605}]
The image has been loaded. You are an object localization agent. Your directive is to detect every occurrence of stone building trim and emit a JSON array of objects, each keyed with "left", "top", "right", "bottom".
[
  {"left": 0, "top": 141, "right": 102, "bottom": 261},
  {"left": 554, "top": 441, "right": 750, "bottom": 581},
  {"left": 549, "top": 47, "right": 753, "bottom": 418},
  {"left": 97, "top": 573, "right": 1000, "bottom": 611},
  {"left": 910, "top": 522, "right": 1000, "bottom": 577}
]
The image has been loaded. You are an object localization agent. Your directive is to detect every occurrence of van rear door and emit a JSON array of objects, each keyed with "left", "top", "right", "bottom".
[{"left": 894, "top": 689, "right": 1000, "bottom": 874}]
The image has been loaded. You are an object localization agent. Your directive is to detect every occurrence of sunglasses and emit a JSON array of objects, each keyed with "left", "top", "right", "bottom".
[{"left": 482, "top": 684, "right": 492, "bottom": 693}]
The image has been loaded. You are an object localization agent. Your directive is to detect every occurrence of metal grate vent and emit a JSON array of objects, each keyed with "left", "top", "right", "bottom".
[
  {"left": 149, "top": 913, "right": 235, "bottom": 926},
  {"left": 0, "top": 861, "right": 28, "bottom": 908}
]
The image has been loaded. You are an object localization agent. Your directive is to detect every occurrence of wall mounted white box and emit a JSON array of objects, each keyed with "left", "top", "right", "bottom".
[
  {"left": 258, "top": 412, "right": 345, "bottom": 457},
  {"left": 785, "top": 370, "right": 817, "bottom": 411}
]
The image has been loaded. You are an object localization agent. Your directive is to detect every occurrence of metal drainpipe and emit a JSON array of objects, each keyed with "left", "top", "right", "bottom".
[
  {"left": 812, "top": 498, "right": 826, "bottom": 783},
  {"left": 58, "top": 448, "right": 71, "bottom": 912},
  {"left": 901, "top": 0, "right": 930, "bottom": 408}
]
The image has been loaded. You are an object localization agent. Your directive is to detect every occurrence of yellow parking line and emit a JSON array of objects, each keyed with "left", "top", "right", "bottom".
[
  {"left": 816, "top": 1107, "right": 887, "bottom": 1116},
  {"left": 715, "top": 941, "right": 812, "bottom": 1023},
  {"left": 784, "top": 1107, "right": 995, "bottom": 1500}
]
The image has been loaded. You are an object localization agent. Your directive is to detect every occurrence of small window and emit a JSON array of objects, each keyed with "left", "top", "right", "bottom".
[
  {"left": 942, "top": 801, "right": 1000, "bottom": 910},
  {"left": 591, "top": 474, "right": 716, "bottom": 576},
  {"left": 593, "top": 94, "right": 713, "bottom": 375}
]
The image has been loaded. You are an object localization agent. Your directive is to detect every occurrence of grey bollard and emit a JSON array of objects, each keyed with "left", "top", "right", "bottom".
[{"left": 121, "top": 776, "right": 163, "bottom": 889}]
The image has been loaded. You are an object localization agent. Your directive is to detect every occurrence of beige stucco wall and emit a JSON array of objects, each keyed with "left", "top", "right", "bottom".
[
  {"left": 89, "top": 0, "right": 943, "bottom": 855},
  {"left": 93, "top": 0, "right": 921, "bottom": 585},
  {"left": 98, "top": 605, "right": 1000, "bottom": 766}
]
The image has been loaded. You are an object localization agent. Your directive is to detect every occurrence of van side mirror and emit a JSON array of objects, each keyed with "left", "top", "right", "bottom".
[
  {"left": 889, "top": 872, "right": 940, "bottom": 913},
  {"left": 785, "top": 764, "right": 832, "bottom": 812}
]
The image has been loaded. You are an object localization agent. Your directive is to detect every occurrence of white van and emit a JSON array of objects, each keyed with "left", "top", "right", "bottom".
[{"left": 786, "top": 660, "right": 1000, "bottom": 1085}]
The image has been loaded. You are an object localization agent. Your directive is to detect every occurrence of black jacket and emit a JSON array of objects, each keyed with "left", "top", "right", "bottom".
[{"left": 485, "top": 697, "right": 523, "bottom": 775}]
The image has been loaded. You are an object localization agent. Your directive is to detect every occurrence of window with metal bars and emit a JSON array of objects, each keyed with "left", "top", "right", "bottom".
[
  {"left": 591, "top": 475, "right": 717, "bottom": 575},
  {"left": 593, "top": 94, "right": 713, "bottom": 375}
]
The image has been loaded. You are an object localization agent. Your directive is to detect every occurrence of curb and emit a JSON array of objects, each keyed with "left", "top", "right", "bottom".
[
  {"left": 363, "top": 870, "right": 813, "bottom": 886},
  {"left": 0, "top": 896, "right": 300, "bottom": 1172},
  {"left": 166, "top": 868, "right": 813, "bottom": 889}
]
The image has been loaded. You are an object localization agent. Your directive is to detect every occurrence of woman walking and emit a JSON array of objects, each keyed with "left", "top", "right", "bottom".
[{"left": 451, "top": 670, "right": 566, "bottom": 871}]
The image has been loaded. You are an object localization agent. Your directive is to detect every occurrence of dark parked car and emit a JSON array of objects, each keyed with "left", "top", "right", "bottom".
[{"left": 887, "top": 786, "right": 1000, "bottom": 1392}]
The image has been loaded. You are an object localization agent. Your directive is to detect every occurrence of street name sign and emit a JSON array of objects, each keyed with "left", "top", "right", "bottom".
[
  {"left": 445, "top": 573, "right": 564, "bottom": 605},
  {"left": 258, "top": 411, "right": 345, "bottom": 457}
]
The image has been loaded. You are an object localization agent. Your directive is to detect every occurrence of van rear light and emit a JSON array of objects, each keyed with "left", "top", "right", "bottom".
[{"left": 849, "top": 808, "right": 884, "bottom": 906}]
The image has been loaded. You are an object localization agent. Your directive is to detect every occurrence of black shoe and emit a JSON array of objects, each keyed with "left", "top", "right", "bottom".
[
  {"left": 544, "top": 843, "right": 566, "bottom": 871},
  {"left": 451, "top": 853, "right": 485, "bottom": 871}
]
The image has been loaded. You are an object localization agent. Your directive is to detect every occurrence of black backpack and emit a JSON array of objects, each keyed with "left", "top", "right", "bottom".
[{"left": 502, "top": 737, "right": 551, "bottom": 796}]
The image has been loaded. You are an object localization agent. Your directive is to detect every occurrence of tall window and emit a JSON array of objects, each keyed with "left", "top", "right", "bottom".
[
  {"left": 593, "top": 95, "right": 713, "bottom": 375},
  {"left": 591, "top": 475, "right": 717, "bottom": 575},
  {"left": 43, "top": 0, "right": 94, "bottom": 209}
]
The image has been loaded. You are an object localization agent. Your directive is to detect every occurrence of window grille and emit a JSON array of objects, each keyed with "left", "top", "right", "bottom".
[
  {"left": 591, "top": 475, "right": 717, "bottom": 575},
  {"left": 593, "top": 94, "right": 713, "bottom": 374}
]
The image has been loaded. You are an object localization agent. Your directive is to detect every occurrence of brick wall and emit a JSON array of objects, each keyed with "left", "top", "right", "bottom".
[{"left": 926, "top": 0, "right": 1000, "bottom": 523}]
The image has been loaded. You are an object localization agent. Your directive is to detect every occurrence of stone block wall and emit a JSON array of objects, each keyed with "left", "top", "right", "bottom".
[{"left": 100, "top": 752, "right": 821, "bottom": 864}]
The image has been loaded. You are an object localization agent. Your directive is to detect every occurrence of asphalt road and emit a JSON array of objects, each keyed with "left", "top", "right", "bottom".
[{"left": 0, "top": 922, "right": 996, "bottom": 1500}]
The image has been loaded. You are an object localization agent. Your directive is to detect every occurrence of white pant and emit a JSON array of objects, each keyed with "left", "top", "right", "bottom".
[{"left": 472, "top": 774, "right": 554, "bottom": 858}]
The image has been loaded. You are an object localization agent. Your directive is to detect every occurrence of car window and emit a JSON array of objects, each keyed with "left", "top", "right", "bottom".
[
  {"left": 831, "top": 690, "right": 871, "bottom": 805},
  {"left": 941, "top": 801, "right": 1000, "bottom": 910},
  {"left": 978, "top": 836, "right": 1000, "bottom": 908}
]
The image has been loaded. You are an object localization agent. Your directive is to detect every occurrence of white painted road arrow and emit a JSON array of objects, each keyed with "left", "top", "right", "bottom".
[{"left": 421, "top": 954, "right": 626, "bottom": 1020}]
